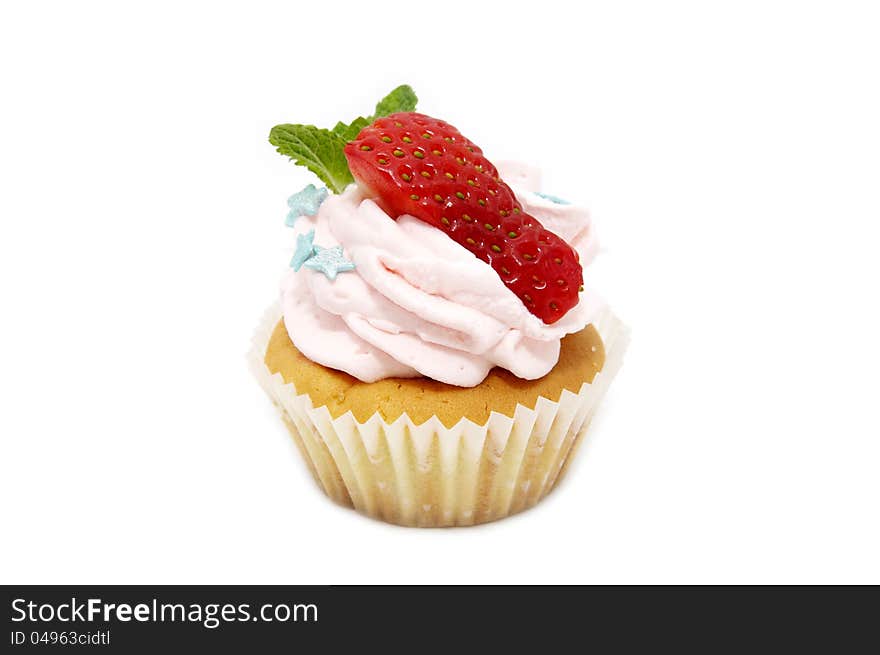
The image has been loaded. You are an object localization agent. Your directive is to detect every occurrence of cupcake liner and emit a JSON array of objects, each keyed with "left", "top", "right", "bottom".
[{"left": 249, "top": 302, "right": 629, "bottom": 527}]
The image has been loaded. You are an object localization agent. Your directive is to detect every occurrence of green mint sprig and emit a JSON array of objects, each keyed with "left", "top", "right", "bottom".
[{"left": 269, "top": 85, "right": 418, "bottom": 194}]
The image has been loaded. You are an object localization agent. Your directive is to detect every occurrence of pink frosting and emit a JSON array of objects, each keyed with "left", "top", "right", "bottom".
[{"left": 280, "top": 162, "right": 603, "bottom": 387}]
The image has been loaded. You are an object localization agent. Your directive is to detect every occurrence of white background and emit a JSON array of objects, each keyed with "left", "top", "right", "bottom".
[{"left": 2, "top": 1, "right": 878, "bottom": 584}]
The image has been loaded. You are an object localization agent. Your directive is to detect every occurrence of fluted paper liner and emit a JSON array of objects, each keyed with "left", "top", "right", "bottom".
[{"left": 249, "top": 303, "right": 629, "bottom": 527}]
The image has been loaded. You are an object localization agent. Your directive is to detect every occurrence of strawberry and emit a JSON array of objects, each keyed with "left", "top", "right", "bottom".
[{"left": 344, "top": 112, "right": 583, "bottom": 324}]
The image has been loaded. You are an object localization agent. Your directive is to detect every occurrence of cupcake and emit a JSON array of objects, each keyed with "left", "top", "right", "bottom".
[{"left": 251, "top": 85, "right": 628, "bottom": 527}]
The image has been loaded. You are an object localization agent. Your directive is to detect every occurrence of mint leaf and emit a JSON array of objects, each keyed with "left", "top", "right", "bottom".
[
  {"left": 270, "top": 84, "right": 418, "bottom": 193},
  {"left": 374, "top": 84, "right": 418, "bottom": 118},
  {"left": 331, "top": 116, "right": 371, "bottom": 142},
  {"left": 269, "top": 124, "right": 354, "bottom": 194}
]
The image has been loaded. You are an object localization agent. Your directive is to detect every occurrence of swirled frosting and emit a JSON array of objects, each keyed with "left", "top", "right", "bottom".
[{"left": 280, "top": 162, "right": 602, "bottom": 387}]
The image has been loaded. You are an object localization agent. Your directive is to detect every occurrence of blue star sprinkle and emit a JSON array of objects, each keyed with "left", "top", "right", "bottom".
[
  {"left": 302, "top": 245, "right": 356, "bottom": 280},
  {"left": 289, "top": 230, "right": 316, "bottom": 271},
  {"left": 286, "top": 184, "right": 328, "bottom": 226},
  {"left": 535, "top": 191, "right": 570, "bottom": 205}
]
